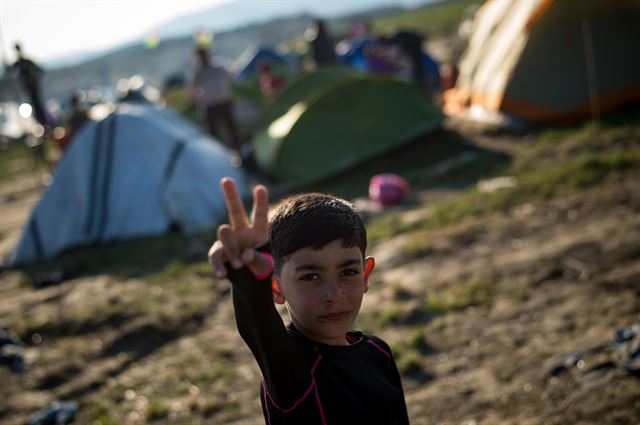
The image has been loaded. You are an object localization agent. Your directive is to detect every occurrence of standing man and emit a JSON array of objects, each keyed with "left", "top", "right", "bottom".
[
  {"left": 306, "top": 19, "right": 337, "bottom": 67},
  {"left": 189, "top": 46, "right": 242, "bottom": 151},
  {"left": 11, "top": 42, "right": 50, "bottom": 126}
]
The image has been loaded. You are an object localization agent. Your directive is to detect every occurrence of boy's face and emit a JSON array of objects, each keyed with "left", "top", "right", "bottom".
[{"left": 275, "top": 239, "right": 373, "bottom": 346}]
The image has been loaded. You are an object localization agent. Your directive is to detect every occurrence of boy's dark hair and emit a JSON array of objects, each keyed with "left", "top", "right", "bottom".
[{"left": 269, "top": 193, "right": 367, "bottom": 273}]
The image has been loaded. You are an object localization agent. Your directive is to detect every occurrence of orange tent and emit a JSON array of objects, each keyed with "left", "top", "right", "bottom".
[{"left": 444, "top": 0, "right": 640, "bottom": 123}]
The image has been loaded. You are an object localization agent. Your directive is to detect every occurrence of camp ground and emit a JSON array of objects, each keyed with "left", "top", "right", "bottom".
[
  {"left": 444, "top": 0, "right": 640, "bottom": 124},
  {"left": 251, "top": 70, "right": 442, "bottom": 187},
  {"left": 10, "top": 103, "right": 249, "bottom": 266},
  {"left": 2, "top": 1, "right": 640, "bottom": 424}
]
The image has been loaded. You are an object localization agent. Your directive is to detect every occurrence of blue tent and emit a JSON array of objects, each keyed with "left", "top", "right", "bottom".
[
  {"left": 233, "top": 47, "right": 297, "bottom": 81},
  {"left": 338, "top": 38, "right": 440, "bottom": 94}
]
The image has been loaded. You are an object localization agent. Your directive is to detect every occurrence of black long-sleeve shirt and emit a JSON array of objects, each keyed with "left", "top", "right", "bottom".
[{"left": 227, "top": 266, "right": 409, "bottom": 425}]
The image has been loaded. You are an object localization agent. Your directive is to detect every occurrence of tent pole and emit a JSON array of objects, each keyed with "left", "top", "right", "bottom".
[{"left": 582, "top": 17, "right": 600, "bottom": 122}]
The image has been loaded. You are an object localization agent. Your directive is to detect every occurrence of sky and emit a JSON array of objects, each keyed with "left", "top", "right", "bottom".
[
  {"left": 0, "top": 0, "right": 232, "bottom": 64},
  {"left": 1, "top": 0, "right": 425, "bottom": 66}
]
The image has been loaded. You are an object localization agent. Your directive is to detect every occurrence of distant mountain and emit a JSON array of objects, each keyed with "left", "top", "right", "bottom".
[
  {"left": 38, "top": 0, "right": 447, "bottom": 104},
  {"left": 152, "top": 0, "right": 434, "bottom": 39}
]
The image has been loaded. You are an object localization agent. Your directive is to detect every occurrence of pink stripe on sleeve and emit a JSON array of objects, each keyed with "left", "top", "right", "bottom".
[
  {"left": 314, "top": 378, "right": 328, "bottom": 425},
  {"left": 367, "top": 339, "right": 391, "bottom": 358},
  {"left": 262, "top": 354, "right": 323, "bottom": 413}
]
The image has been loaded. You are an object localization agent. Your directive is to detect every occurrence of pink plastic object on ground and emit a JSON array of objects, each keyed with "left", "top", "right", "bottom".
[{"left": 369, "top": 173, "right": 410, "bottom": 206}]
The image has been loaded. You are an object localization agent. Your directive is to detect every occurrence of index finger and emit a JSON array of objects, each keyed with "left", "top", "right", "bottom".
[{"left": 220, "top": 177, "right": 249, "bottom": 229}]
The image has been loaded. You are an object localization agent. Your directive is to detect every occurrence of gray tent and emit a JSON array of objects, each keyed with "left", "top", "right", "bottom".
[{"left": 11, "top": 103, "right": 248, "bottom": 266}]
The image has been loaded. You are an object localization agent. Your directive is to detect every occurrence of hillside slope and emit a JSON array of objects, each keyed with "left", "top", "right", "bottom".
[{"left": 0, "top": 111, "right": 639, "bottom": 424}]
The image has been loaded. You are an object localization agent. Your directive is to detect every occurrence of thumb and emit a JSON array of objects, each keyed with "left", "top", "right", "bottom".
[{"left": 242, "top": 248, "right": 273, "bottom": 277}]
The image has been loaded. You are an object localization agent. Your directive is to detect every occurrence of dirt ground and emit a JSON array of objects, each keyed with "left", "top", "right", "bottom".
[{"left": 0, "top": 127, "right": 639, "bottom": 424}]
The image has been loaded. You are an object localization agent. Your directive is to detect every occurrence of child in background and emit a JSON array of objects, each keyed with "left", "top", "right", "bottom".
[{"left": 208, "top": 177, "right": 409, "bottom": 424}]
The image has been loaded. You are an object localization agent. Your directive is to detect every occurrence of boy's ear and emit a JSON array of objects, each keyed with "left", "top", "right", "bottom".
[
  {"left": 272, "top": 277, "right": 286, "bottom": 304},
  {"left": 363, "top": 257, "right": 375, "bottom": 293}
]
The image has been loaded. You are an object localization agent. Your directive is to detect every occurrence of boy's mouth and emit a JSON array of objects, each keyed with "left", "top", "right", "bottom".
[{"left": 318, "top": 311, "right": 351, "bottom": 321}]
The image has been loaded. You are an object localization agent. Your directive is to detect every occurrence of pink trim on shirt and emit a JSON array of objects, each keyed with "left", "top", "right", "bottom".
[
  {"left": 367, "top": 339, "right": 391, "bottom": 358},
  {"left": 314, "top": 377, "right": 328, "bottom": 425},
  {"left": 262, "top": 354, "right": 323, "bottom": 414}
]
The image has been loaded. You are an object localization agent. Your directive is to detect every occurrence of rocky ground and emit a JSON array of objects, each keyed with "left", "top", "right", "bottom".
[{"left": 0, "top": 117, "right": 639, "bottom": 424}]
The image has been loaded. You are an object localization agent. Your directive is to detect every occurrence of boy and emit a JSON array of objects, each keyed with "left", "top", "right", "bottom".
[{"left": 208, "top": 177, "right": 409, "bottom": 424}]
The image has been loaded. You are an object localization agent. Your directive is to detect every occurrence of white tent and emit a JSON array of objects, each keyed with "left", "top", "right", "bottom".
[{"left": 11, "top": 103, "right": 249, "bottom": 266}]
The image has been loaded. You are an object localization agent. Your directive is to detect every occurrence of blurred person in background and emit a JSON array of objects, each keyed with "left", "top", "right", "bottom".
[
  {"left": 62, "top": 92, "right": 90, "bottom": 151},
  {"left": 189, "top": 46, "right": 242, "bottom": 151},
  {"left": 306, "top": 19, "right": 337, "bottom": 67},
  {"left": 10, "top": 42, "right": 51, "bottom": 127},
  {"left": 258, "top": 62, "right": 284, "bottom": 103},
  {"left": 390, "top": 31, "right": 427, "bottom": 93}
]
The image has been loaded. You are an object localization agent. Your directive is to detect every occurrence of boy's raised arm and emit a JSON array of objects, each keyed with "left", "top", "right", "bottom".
[
  {"left": 208, "top": 177, "right": 270, "bottom": 278},
  {"left": 208, "top": 178, "right": 314, "bottom": 406}
]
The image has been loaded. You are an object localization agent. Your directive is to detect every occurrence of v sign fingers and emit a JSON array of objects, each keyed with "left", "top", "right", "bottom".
[{"left": 221, "top": 177, "right": 250, "bottom": 230}]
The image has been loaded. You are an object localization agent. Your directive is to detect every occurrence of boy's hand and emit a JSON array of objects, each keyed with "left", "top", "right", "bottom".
[{"left": 208, "top": 177, "right": 270, "bottom": 279}]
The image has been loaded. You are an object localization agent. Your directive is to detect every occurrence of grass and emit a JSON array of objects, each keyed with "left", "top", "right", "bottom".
[
  {"left": 10, "top": 272, "right": 216, "bottom": 340},
  {"left": 147, "top": 395, "right": 169, "bottom": 419},
  {"left": 90, "top": 399, "right": 119, "bottom": 425},
  {"left": 425, "top": 278, "right": 494, "bottom": 314},
  {"left": 397, "top": 350, "right": 424, "bottom": 375},
  {"left": 147, "top": 260, "right": 213, "bottom": 284},
  {"left": 408, "top": 326, "right": 427, "bottom": 350},
  {"left": 367, "top": 113, "right": 640, "bottom": 243},
  {"left": 21, "top": 230, "right": 215, "bottom": 282},
  {"left": 400, "top": 232, "right": 433, "bottom": 260},
  {"left": 0, "top": 138, "right": 55, "bottom": 183}
]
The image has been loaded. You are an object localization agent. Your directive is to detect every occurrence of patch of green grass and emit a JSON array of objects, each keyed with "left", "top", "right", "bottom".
[
  {"left": 524, "top": 150, "right": 640, "bottom": 194},
  {"left": 426, "top": 278, "right": 493, "bottom": 314},
  {"left": 148, "top": 260, "right": 213, "bottom": 283},
  {"left": 400, "top": 231, "right": 432, "bottom": 259},
  {"left": 147, "top": 395, "right": 169, "bottom": 420},
  {"left": 375, "top": 303, "right": 426, "bottom": 326},
  {"left": 0, "top": 139, "right": 54, "bottom": 183},
  {"left": 377, "top": 305, "right": 404, "bottom": 326},
  {"left": 397, "top": 350, "right": 424, "bottom": 375},
  {"left": 408, "top": 326, "right": 427, "bottom": 350},
  {"left": 197, "top": 360, "right": 236, "bottom": 386},
  {"left": 90, "top": 400, "right": 119, "bottom": 425},
  {"left": 367, "top": 212, "right": 411, "bottom": 243},
  {"left": 28, "top": 231, "right": 214, "bottom": 280}
]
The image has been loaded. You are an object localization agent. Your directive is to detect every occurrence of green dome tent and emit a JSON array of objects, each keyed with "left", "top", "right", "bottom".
[
  {"left": 252, "top": 74, "right": 442, "bottom": 186},
  {"left": 262, "top": 66, "right": 362, "bottom": 124}
]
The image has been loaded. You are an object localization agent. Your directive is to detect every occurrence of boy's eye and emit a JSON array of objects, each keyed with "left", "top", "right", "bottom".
[
  {"left": 341, "top": 268, "right": 360, "bottom": 277},
  {"left": 299, "top": 273, "right": 320, "bottom": 282}
]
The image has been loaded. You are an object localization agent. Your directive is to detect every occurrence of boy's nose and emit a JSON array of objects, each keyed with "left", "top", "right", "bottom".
[{"left": 322, "top": 280, "right": 345, "bottom": 303}]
